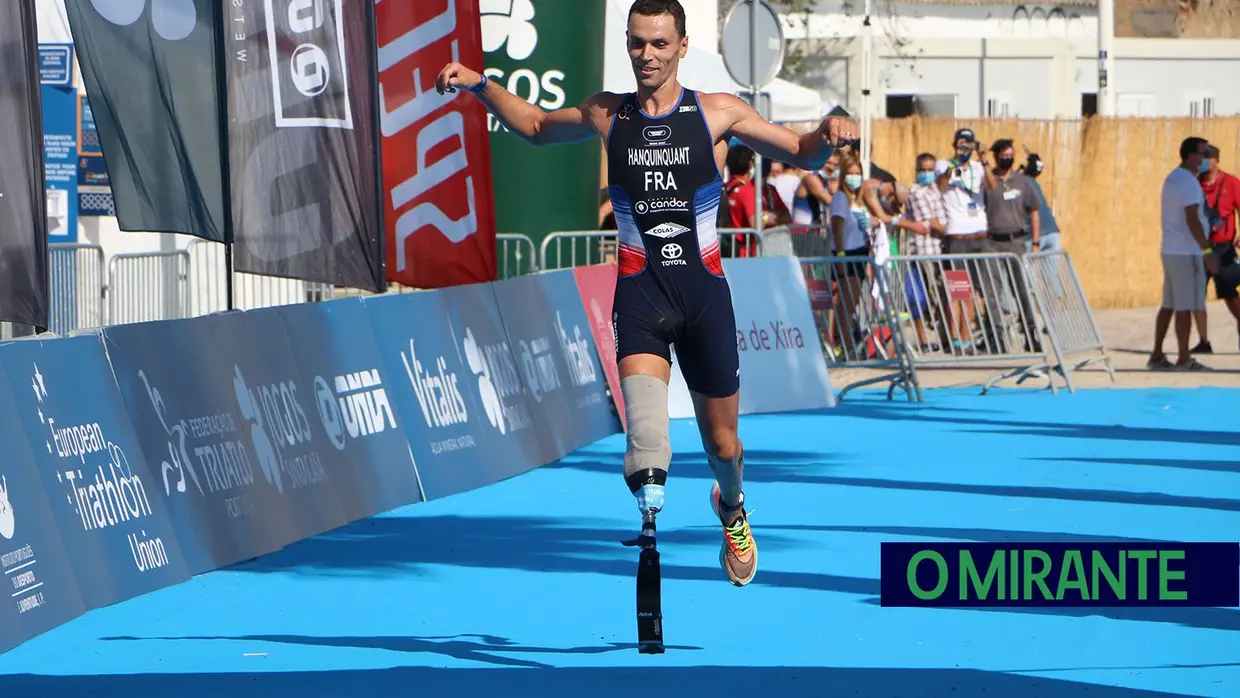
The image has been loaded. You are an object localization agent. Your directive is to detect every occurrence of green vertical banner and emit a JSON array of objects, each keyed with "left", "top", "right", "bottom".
[{"left": 481, "top": 0, "right": 605, "bottom": 273}]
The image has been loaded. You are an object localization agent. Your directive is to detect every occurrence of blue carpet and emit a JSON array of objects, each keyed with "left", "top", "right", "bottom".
[{"left": 0, "top": 387, "right": 1236, "bottom": 697}]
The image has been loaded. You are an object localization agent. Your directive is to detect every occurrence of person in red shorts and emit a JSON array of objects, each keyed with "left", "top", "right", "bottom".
[{"left": 1191, "top": 144, "right": 1240, "bottom": 354}]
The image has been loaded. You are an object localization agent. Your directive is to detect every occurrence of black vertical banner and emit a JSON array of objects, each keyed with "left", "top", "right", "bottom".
[
  {"left": 225, "top": 0, "right": 385, "bottom": 293},
  {"left": 62, "top": 0, "right": 227, "bottom": 243},
  {"left": 0, "top": 0, "right": 49, "bottom": 329}
]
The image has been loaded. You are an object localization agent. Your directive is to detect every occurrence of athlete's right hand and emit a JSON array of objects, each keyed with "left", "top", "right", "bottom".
[{"left": 435, "top": 62, "right": 483, "bottom": 95}]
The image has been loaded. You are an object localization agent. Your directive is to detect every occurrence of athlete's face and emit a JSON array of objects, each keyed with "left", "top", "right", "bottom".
[{"left": 627, "top": 13, "right": 686, "bottom": 88}]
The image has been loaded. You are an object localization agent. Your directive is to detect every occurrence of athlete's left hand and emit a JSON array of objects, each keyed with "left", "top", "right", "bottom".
[{"left": 819, "top": 115, "right": 858, "bottom": 147}]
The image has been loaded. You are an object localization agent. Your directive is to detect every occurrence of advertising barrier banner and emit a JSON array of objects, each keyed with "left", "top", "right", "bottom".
[
  {"left": 204, "top": 311, "right": 351, "bottom": 543},
  {"left": 276, "top": 299, "right": 425, "bottom": 516},
  {"left": 0, "top": 354, "right": 87, "bottom": 654},
  {"left": 103, "top": 317, "right": 304, "bottom": 575},
  {"left": 363, "top": 290, "right": 495, "bottom": 501},
  {"left": 439, "top": 282, "right": 557, "bottom": 474},
  {"left": 668, "top": 257, "right": 835, "bottom": 418},
  {"left": 571, "top": 264, "right": 625, "bottom": 429},
  {"left": 0, "top": 336, "right": 191, "bottom": 609},
  {"left": 493, "top": 270, "right": 620, "bottom": 453}
]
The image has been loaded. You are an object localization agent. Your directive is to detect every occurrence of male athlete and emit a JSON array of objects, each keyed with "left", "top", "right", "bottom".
[{"left": 436, "top": 0, "right": 854, "bottom": 587}]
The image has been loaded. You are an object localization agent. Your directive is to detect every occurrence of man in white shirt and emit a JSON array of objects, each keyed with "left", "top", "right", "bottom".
[
  {"left": 1148, "top": 136, "right": 1221, "bottom": 371},
  {"left": 941, "top": 127, "right": 992, "bottom": 254},
  {"left": 767, "top": 160, "right": 802, "bottom": 213}
]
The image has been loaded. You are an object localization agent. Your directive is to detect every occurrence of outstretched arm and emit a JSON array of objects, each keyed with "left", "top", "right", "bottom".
[
  {"left": 718, "top": 94, "right": 854, "bottom": 171},
  {"left": 435, "top": 62, "right": 603, "bottom": 146}
]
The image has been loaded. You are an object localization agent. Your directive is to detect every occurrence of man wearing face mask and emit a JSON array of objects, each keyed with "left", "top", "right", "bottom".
[
  {"left": 940, "top": 128, "right": 991, "bottom": 256},
  {"left": 1148, "top": 136, "right": 1220, "bottom": 371},
  {"left": 983, "top": 139, "right": 1042, "bottom": 352}
]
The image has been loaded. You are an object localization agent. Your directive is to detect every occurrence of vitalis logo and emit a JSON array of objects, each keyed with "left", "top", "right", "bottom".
[
  {"left": 556, "top": 311, "right": 599, "bottom": 388},
  {"left": 401, "top": 339, "right": 476, "bottom": 456},
  {"left": 233, "top": 367, "right": 328, "bottom": 493},
  {"left": 33, "top": 364, "right": 171, "bottom": 574},
  {"left": 89, "top": 0, "right": 196, "bottom": 41},
  {"left": 556, "top": 310, "right": 605, "bottom": 409},
  {"left": 139, "top": 370, "right": 257, "bottom": 520},
  {"left": 314, "top": 369, "right": 398, "bottom": 451},
  {"left": 255, "top": 0, "right": 354, "bottom": 129}
]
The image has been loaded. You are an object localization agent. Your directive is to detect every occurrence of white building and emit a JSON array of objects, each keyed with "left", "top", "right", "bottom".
[{"left": 778, "top": 0, "right": 1240, "bottom": 120}]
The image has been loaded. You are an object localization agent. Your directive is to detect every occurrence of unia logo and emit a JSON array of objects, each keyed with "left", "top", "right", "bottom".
[
  {"left": 462, "top": 328, "right": 506, "bottom": 434},
  {"left": 0, "top": 476, "right": 14, "bottom": 541},
  {"left": 90, "top": 0, "right": 196, "bottom": 41},
  {"left": 479, "top": 0, "right": 566, "bottom": 125}
]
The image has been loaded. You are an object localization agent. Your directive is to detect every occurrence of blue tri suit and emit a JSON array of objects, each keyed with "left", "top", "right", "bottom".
[{"left": 605, "top": 87, "right": 739, "bottom": 399}]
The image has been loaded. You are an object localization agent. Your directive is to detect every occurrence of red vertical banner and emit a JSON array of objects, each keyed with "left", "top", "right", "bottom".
[
  {"left": 572, "top": 264, "right": 625, "bottom": 430},
  {"left": 376, "top": 0, "right": 498, "bottom": 288}
]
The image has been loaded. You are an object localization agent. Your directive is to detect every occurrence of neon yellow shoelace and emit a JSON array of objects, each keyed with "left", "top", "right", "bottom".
[{"left": 724, "top": 514, "right": 755, "bottom": 555}]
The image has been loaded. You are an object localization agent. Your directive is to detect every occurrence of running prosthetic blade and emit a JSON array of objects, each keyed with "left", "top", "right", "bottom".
[{"left": 621, "top": 514, "right": 664, "bottom": 654}]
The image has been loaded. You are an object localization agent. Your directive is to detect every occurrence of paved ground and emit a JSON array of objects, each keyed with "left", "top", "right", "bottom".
[{"left": 832, "top": 303, "right": 1240, "bottom": 394}]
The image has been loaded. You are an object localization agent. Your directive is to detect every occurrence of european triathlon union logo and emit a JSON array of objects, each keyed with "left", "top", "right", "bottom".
[{"left": 879, "top": 542, "right": 1240, "bottom": 608}]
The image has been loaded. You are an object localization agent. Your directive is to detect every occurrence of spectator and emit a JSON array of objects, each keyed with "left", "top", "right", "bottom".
[
  {"left": 723, "top": 145, "right": 789, "bottom": 256},
  {"left": 599, "top": 188, "right": 616, "bottom": 230},
  {"left": 905, "top": 153, "right": 950, "bottom": 350},
  {"left": 1147, "top": 136, "right": 1219, "bottom": 371},
  {"left": 941, "top": 127, "right": 990, "bottom": 254},
  {"left": 1204, "top": 251, "right": 1240, "bottom": 351},
  {"left": 1190, "top": 144, "right": 1240, "bottom": 354},
  {"left": 1021, "top": 153, "right": 1060, "bottom": 254},
  {"left": 767, "top": 160, "right": 803, "bottom": 214},
  {"left": 983, "top": 139, "right": 1041, "bottom": 352},
  {"left": 828, "top": 150, "right": 874, "bottom": 358}
]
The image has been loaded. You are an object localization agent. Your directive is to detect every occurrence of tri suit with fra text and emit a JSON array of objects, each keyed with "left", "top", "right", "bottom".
[{"left": 605, "top": 87, "right": 739, "bottom": 398}]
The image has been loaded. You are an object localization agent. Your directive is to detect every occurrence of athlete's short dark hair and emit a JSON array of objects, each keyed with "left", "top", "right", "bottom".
[{"left": 629, "top": 0, "right": 687, "bottom": 38}]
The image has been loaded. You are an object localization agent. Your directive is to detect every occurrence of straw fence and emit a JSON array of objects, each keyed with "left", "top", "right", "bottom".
[{"left": 869, "top": 116, "right": 1240, "bottom": 310}]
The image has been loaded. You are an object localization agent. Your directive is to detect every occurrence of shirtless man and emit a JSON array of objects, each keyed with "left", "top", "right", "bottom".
[{"left": 437, "top": 0, "right": 855, "bottom": 586}]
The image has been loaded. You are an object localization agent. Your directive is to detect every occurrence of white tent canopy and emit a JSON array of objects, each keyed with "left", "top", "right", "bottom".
[{"left": 604, "top": 0, "right": 826, "bottom": 124}]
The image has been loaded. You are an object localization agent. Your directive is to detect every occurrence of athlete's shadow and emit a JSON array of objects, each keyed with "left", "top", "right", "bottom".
[
  {"left": 99, "top": 632, "right": 701, "bottom": 668},
  {"left": 236, "top": 513, "right": 877, "bottom": 596}
]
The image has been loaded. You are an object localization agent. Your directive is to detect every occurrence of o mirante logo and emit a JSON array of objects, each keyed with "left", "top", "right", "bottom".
[{"left": 879, "top": 542, "right": 1239, "bottom": 608}]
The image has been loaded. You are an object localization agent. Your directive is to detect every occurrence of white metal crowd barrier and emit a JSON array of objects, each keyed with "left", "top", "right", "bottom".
[
  {"left": 799, "top": 250, "right": 1112, "bottom": 397},
  {"left": 185, "top": 240, "right": 335, "bottom": 316},
  {"left": 796, "top": 255, "right": 923, "bottom": 402},
  {"left": 497, "top": 233, "right": 538, "bottom": 278},
  {"left": 49, "top": 243, "right": 105, "bottom": 335},
  {"left": 1021, "top": 249, "right": 1115, "bottom": 390},
  {"left": 107, "top": 251, "right": 191, "bottom": 326}
]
